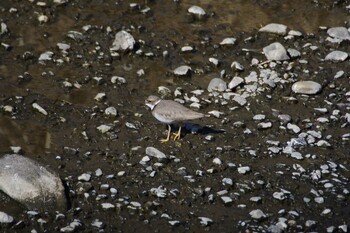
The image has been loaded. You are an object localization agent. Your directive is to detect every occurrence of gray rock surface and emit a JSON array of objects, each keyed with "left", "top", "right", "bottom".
[{"left": 0, "top": 154, "right": 66, "bottom": 211}]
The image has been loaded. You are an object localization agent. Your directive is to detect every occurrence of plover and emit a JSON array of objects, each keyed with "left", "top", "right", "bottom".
[{"left": 145, "top": 95, "right": 206, "bottom": 142}]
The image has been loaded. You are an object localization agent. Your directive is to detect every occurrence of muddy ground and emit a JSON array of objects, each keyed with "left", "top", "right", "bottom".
[{"left": 0, "top": 0, "right": 349, "bottom": 232}]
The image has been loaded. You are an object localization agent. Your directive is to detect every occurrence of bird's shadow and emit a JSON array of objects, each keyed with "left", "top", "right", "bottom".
[{"left": 171, "top": 123, "right": 225, "bottom": 136}]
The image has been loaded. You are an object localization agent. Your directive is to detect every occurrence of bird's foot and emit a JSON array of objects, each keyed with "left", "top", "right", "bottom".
[
  {"left": 160, "top": 138, "right": 170, "bottom": 143},
  {"left": 160, "top": 125, "right": 171, "bottom": 143},
  {"left": 173, "top": 132, "right": 181, "bottom": 141},
  {"left": 173, "top": 126, "right": 182, "bottom": 141}
]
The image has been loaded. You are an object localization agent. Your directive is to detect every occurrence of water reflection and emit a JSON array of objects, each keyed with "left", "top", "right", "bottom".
[{"left": 0, "top": 117, "right": 50, "bottom": 154}]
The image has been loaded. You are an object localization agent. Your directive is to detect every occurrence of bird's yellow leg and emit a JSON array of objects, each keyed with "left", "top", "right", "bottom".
[
  {"left": 173, "top": 126, "right": 182, "bottom": 141},
  {"left": 160, "top": 125, "right": 171, "bottom": 143}
]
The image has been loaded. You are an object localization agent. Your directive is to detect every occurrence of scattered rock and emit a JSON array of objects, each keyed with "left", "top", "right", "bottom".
[
  {"left": 325, "top": 51, "right": 348, "bottom": 62},
  {"left": 207, "top": 78, "right": 227, "bottom": 92},
  {"left": 263, "top": 42, "right": 290, "bottom": 61},
  {"left": 188, "top": 5, "right": 206, "bottom": 17},
  {"left": 220, "top": 37, "right": 236, "bottom": 45},
  {"left": 292, "top": 81, "right": 322, "bottom": 94},
  {"left": 228, "top": 76, "right": 244, "bottom": 89},
  {"left": 0, "top": 211, "right": 14, "bottom": 225},
  {"left": 249, "top": 209, "right": 266, "bottom": 220},
  {"left": 327, "top": 27, "right": 350, "bottom": 41},
  {"left": 145, "top": 147, "right": 167, "bottom": 161},
  {"left": 110, "top": 30, "right": 135, "bottom": 51},
  {"left": 173, "top": 65, "right": 192, "bottom": 76},
  {"left": 259, "top": 23, "right": 288, "bottom": 35}
]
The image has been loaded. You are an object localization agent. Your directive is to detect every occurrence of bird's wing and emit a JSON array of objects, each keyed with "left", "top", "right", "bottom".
[{"left": 156, "top": 100, "right": 205, "bottom": 122}]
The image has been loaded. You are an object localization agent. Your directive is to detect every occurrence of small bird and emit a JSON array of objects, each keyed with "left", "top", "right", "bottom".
[{"left": 145, "top": 95, "right": 206, "bottom": 142}]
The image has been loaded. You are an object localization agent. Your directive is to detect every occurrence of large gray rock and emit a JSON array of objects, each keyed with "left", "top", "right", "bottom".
[{"left": 0, "top": 154, "right": 66, "bottom": 212}]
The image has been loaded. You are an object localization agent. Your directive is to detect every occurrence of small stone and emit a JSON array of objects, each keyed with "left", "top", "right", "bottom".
[
  {"left": 316, "top": 140, "right": 331, "bottom": 147},
  {"left": 145, "top": 147, "right": 167, "bottom": 160},
  {"left": 1, "top": 22, "right": 9, "bottom": 35},
  {"left": 96, "top": 125, "right": 112, "bottom": 134},
  {"left": 221, "top": 196, "right": 233, "bottom": 204},
  {"left": 253, "top": 114, "right": 266, "bottom": 121},
  {"left": 339, "top": 225, "right": 348, "bottom": 232},
  {"left": 104, "top": 107, "right": 117, "bottom": 116},
  {"left": 110, "top": 30, "right": 135, "bottom": 51},
  {"left": 0, "top": 211, "right": 14, "bottom": 224},
  {"left": 181, "top": 46, "right": 194, "bottom": 52},
  {"left": 278, "top": 114, "right": 291, "bottom": 123},
  {"left": 209, "top": 57, "right": 219, "bottom": 66},
  {"left": 32, "top": 103, "right": 48, "bottom": 115},
  {"left": 249, "top": 209, "right": 266, "bottom": 220},
  {"left": 188, "top": 5, "right": 206, "bottom": 16},
  {"left": 208, "top": 110, "right": 224, "bottom": 118},
  {"left": 94, "top": 93, "right": 106, "bottom": 101},
  {"left": 314, "top": 196, "right": 324, "bottom": 204},
  {"left": 288, "top": 30, "right": 302, "bottom": 36},
  {"left": 168, "top": 220, "right": 180, "bottom": 226},
  {"left": 91, "top": 219, "right": 105, "bottom": 229},
  {"left": 173, "top": 65, "right": 192, "bottom": 76},
  {"left": 258, "top": 122, "right": 272, "bottom": 129},
  {"left": 259, "top": 23, "right": 287, "bottom": 35},
  {"left": 78, "top": 173, "right": 91, "bottom": 182},
  {"left": 334, "top": 70, "right": 345, "bottom": 79},
  {"left": 230, "top": 61, "right": 244, "bottom": 71},
  {"left": 207, "top": 78, "right": 227, "bottom": 92},
  {"left": 233, "top": 95, "right": 247, "bottom": 106},
  {"left": 263, "top": 42, "right": 289, "bottom": 61},
  {"left": 57, "top": 43, "right": 70, "bottom": 52},
  {"left": 291, "top": 152, "right": 303, "bottom": 160},
  {"left": 212, "top": 157, "right": 222, "bottom": 165},
  {"left": 237, "top": 166, "right": 250, "bottom": 174},
  {"left": 67, "top": 31, "right": 84, "bottom": 41},
  {"left": 95, "top": 168, "right": 103, "bottom": 177},
  {"left": 327, "top": 27, "right": 350, "bottom": 40},
  {"left": 305, "top": 220, "right": 317, "bottom": 228},
  {"left": 228, "top": 76, "right": 244, "bottom": 89},
  {"left": 222, "top": 178, "right": 233, "bottom": 186},
  {"left": 38, "top": 51, "right": 54, "bottom": 62},
  {"left": 287, "top": 48, "right": 301, "bottom": 58},
  {"left": 198, "top": 217, "right": 213, "bottom": 226},
  {"left": 101, "top": 203, "right": 115, "bottom": 210},
  {"left": 325, "top": 51, "right": 348, "bottom": 62},
  {"left": 220, "top": 37, "right": 236, "bottom": 45},
  {"left": 111, "top": 76, "right": 127, "bottom": 84},
  {"left": 3, "top": 105, "right": 14, "bottom": 113},
  {"left": 250, "top": 196, "right": 262, "bottom": 203},
  {"left": 287, "top": 123, "right": 301, "bottom": 134},
  {"left": 292, "top": 81, "right": 322, "bottom": 94},
  {"left": 38, "top": 14, "right": 49, "bottom": 23}
]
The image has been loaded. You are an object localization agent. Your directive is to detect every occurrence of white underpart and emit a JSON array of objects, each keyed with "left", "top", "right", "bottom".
[{"left": 146, "top": 99, "right": 161, "bottom": 110}]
